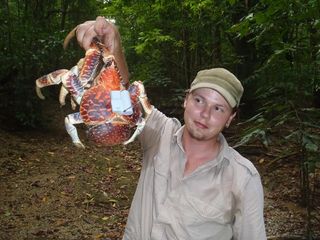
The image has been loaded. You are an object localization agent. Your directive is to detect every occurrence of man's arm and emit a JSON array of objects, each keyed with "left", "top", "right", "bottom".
[{"left": 232, "top": 174, "right": 267, "bottom": 240}]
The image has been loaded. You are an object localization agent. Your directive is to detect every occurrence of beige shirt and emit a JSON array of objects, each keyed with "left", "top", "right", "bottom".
[{"left": 123, "top": 108, "right": 266, "bottom": 240}]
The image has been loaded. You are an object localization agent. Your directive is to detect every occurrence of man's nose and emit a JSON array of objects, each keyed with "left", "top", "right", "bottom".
[{"left": 200, "top": 106, "right": 211, "bottom": 119}]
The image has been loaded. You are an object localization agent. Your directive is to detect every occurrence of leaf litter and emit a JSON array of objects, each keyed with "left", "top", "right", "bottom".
[{"left": 0, "top": 123, "right": 319, "bottom": 239}]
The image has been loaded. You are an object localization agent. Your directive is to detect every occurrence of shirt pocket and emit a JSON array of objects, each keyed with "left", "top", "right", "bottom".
[
  {"left": 183, "top": 195, "right": 231, "bottom": 225},
  {"left": 176, "top": 196, "right": 232, "bottom": 240}
]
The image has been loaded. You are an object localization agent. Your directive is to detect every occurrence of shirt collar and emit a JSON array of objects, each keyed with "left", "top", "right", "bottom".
[
  {"left": 174, "top": 125, "right": 185, "bottom": 152},
  {"left": 173, "top": 126, "right": 232, "bottom": 166}
]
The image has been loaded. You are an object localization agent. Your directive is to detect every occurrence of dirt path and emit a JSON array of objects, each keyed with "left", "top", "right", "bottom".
[{"left": 0, "top": 125, "right": 319, "bottom": 239}]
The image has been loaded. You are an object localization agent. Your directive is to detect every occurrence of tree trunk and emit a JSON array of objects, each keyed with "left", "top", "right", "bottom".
[
  {"left": 212, "top": 24, "right": 221, "bottom": 66},
  {"left": 60, "top": 0, "right": 69, "bottom": 30}
]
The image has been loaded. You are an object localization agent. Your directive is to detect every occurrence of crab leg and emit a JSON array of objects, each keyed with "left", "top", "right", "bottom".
[
  {"left": 133, "top": 81, "right": 153, "bottom": 117},
  {"left": 78, "top": 45, "right": 103, "bottom": 86},
  {"left": 64, "top": 31, "right": 104, "bottom": 87},
  {"left": 123, "top": 81, "right": 153, "bottom": 145},
  {"left": 35, "top": 69, "right": 69, "bottom": 99},
  {"left": 65, "top": 112, "right": 85, "bottom": 149},
  {"left": 64, "top": 72, "right": 85, "bottom": 105},
  {"left": 123, "top": 118, "right": 146, "bottom": 145},
  {"left": 58, "top": 86, "right": 69, "bottom": 106}
]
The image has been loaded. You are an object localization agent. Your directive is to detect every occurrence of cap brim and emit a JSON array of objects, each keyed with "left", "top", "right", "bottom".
[{"left": 190, "top": 82, "right": 237, "bottom": 108}]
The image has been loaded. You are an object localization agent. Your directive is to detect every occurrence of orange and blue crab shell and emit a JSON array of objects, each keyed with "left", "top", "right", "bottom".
[
  {"left": 35, "top": 31, "right": 149, "bottom": 147},
  {"left": 86, "top": 119, "right": 135, "bottom": 146},
  {"left": 65, "top": 39, "right": 105, "bottom": 98},
  {"left": 83, "top": 88, "right": 142, "bottom": 146},
  {"left": 79, "top": 67, "right": 142, "bottom": 146},
  {"left": 79, "top": 64, "right": 122, "bottom": 125}
]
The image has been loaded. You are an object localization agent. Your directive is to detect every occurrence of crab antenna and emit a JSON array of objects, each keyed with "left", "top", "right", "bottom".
[{"left": 63, "top": 27, "right": 77, "bottom": 49}]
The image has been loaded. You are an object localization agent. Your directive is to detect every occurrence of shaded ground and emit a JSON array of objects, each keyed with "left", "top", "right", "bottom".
[
  {"left": 0, "top": 103, "right": 319, "bottom": 240},
  {"left": 0, "top": 127, "right": 141, "bottom": 240}
]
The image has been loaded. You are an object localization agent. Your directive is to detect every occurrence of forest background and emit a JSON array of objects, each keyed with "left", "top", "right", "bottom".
[{"left": 0, "top": 0, "right": 319, "bottom": 239}]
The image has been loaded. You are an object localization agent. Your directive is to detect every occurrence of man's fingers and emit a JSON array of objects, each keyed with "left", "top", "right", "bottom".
[
  {"left": 95, "top": 17, "right": 117, "bottom": 51},
  {"left": 94, "top": 16, "right": 108, "bottom": 36},
  {"left": 74, "top": 16, "right": 119, "bottom": 52},
  {"left": 74, "top": 20, "right": 95, "bottom": 50},
  {"left": 81, "top": 25, "right": 97, "bottom": 50}
]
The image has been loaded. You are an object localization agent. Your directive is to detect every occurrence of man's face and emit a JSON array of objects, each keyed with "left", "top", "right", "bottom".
[{"left": 183, "top": 88, "right": 236, "bottom": 141}]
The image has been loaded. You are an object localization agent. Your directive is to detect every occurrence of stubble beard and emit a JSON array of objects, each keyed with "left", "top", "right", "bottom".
[
  {"left": 186, "top": 121, "right": 217, "bottom": 142},
  {"left": 183, "top": 107, "right": 220, "bottom": 142}
]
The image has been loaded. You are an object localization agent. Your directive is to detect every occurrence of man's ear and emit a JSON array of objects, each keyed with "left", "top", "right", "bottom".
[
  {"left": 226, "top": 111, "right": 237, "bottom": 128},
  {"left": 183, "top": 98, "right": 187, "bottom": 108},
  {"left": 183, "top": 92, "right": 190, "bottom": 108}
]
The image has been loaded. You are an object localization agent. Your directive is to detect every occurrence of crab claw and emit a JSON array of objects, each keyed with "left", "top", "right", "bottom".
[
  {"left": 70, "top": 98, "right": 77, "bottom": 110},
  {"left": 59, "top": 86, "right": 69, "bottom": 106},
  {"left": 133, "top": 81, "right": 152, "bottom": 117},
  {"left": 65, "top": 113, "right": 86, "bottom": 149},
  {"left": 63, "top": 26, "right": 77, "bottom": 50},
  {"left": 35, "top": 85, "right": 46, "bottom": 100},
  {"left": 73, "top": 141, "right": 85, "bottom": 149},
  {"left": 123, "top": 118, "right": 146, "bottom": 145},
  {"left": 35, "top": 69, "right": 69, "bottom": 100}
]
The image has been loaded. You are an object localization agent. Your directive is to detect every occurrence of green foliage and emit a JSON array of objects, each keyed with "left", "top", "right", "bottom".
[
  {"left": 230, "top": 0, "right": 320, "bottom": 89},
  {"left": 98, "top": 0, "right": 249, "bottom": 114},
  {"left": 0, "top": 0, "right": 100, "bottom": 128},
  {"left": 236, "top": 85, "right": 320, "bottom": 167},
  {"left": 235, "top": 87, "right": 320, "bottom": 237},
  {"left": 230, "top": 3, "right": 320, "bottom": 214}
]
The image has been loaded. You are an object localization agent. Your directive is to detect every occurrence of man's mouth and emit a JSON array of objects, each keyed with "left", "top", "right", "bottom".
[{"left": 194, "top": 121, "right": 208, "bottom": 129}]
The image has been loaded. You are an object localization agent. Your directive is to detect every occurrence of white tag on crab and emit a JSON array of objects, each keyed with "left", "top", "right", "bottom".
[{"left": 110, "top": 90, "right": 133, "bottom": 115}]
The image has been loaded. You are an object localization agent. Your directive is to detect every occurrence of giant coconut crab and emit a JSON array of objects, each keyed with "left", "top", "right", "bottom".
[{"left": 35, "top": 29, "right": 152, "bottom": 148}]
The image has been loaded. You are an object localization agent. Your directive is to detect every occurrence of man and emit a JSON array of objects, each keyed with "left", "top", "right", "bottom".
[{"left": 76, "top": 16, "right": 267, "bottom": 240}]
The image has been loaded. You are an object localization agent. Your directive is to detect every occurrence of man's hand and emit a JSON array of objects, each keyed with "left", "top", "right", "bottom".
[
  {"left": 76, "top": 16, "right": 121, "bottom": 52},
  {"left": 75, "top": 16, "right": 129, "bottom": 84}
]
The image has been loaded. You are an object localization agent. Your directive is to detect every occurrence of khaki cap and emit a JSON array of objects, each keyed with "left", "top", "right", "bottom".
[{"left": 190, "top": 68, "right": 244, "bottom": 108}]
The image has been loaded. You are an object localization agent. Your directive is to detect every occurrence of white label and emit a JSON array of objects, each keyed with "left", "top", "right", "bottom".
[{"left": 110, "top": 90, "right": 133, "bottom": 115}]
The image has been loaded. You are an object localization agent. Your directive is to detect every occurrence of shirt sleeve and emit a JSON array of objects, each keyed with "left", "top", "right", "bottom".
[
  {"left": 232, "top": 174, "right": 267, "bottom": 240},
  {"left": 138, "top": 107, "right": 170, "bottom": 150}
]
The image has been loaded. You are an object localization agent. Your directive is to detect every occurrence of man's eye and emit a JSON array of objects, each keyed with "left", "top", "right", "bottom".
[
  {"left": 194, "top": 97, "right": 203, "bottom": 103},
  {"left": 215, "top": 106, "right": 224, "bottom": 112}
]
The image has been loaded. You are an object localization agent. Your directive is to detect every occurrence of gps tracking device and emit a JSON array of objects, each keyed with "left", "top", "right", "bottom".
[{"left": 110, "top": 90, "right": 133, "bottom": 115}]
